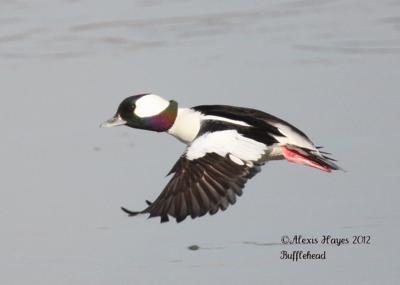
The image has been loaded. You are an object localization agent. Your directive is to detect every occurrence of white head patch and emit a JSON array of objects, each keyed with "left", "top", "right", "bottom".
[{"left": 134, "top": 94, "right": 170, "bottom": 118}]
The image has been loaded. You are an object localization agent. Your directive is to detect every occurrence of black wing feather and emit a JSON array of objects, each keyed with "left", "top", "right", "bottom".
[
  {"left": 121, "top": 152, "right": 262, "bottom": 223},
  {"left": 193, "top": 104, "right": 310, "bottom": 140}
]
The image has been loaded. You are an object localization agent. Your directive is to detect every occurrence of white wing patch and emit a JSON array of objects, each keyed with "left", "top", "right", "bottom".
[
  {"left": 186, "top": 130, "right": 267, "bottom": 163},
  {"left": 134, "top": 94, "right": 170, "bottom": 118},
  {"left": 229, "top": 154, "right": 245, "bottom": 165},
  {"left": 272, "top": 122, "right": 316, "bottom": 150},
  {"left": 201, "top": 115, "right": 251, "bottom": 127}
]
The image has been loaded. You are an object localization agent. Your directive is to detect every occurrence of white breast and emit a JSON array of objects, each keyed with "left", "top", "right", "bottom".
[{"left": 167, "top": 108, "right": 201, "bottom": 144}]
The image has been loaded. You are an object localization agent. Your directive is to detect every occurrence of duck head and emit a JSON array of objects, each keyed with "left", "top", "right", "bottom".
[{"left": 101, "top": 94, "right": 178, "bottom": 132}]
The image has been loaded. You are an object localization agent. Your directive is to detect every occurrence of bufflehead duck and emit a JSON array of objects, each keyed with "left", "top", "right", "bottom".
[{"left": 101, "top": 94, "right": 341, "bottom": 223}]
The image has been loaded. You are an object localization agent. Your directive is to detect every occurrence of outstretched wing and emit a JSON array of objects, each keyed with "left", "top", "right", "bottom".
[{"left": 121, "top": 152, "right": 262, "bottom": 223}]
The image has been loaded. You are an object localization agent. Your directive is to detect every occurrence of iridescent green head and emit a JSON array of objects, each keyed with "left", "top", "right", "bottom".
[{"left": 101, "top": 94, "right": 178, "bottom": 132}]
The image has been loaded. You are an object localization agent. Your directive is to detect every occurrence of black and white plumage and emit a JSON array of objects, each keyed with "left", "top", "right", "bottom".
[{"left": 101, "top": 94, "right": 341, "bottom": 223}]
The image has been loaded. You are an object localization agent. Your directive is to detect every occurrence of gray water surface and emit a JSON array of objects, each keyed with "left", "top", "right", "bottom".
[{"left": 1, "top": 1, "right": 399, "bottom": 284}]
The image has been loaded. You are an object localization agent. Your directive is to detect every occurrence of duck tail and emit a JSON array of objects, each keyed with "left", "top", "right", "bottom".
[{"left": 281, "top": 144, "right": 343, "bottom": 172}]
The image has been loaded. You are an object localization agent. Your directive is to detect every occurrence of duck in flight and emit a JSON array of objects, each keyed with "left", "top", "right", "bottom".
[{"left": 101, "top": 94, "right": 341, "bottom": 223}]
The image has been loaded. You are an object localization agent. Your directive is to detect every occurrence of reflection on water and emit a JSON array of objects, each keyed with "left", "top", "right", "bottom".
[
  {"left": 295, "top": 44, "right": 400, "bottom": 54},
  {"left": 185, "top": 241, "right": 281, "bottom": 251},
  {"left": 242, "top": 241, "right": 282, "bottom": 247},
  {"left": 1, "top": 0, "right": 399, "bottom": 59},
  {"left": 187, "top": 244, "right": 200, "bottom": 251}
]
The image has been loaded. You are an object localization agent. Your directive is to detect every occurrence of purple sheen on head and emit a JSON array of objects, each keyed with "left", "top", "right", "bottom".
[{"left": 143, "top": 106, "right": 177, "bottom": 132}]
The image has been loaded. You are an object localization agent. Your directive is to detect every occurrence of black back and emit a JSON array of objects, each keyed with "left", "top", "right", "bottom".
[{"left": 193, "top": 105, "right": 309, "bottom": 146}]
